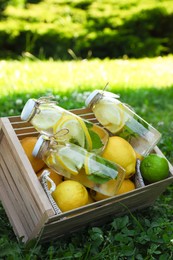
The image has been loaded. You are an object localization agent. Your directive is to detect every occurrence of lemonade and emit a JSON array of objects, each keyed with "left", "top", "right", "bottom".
[
  {"left": 85, "top": 90, "right": 161, "bottom": 156},
  {"left": 21, "top": 97, "right": 109, "bottom": 154},
  {"left": 32, "top": 135, "right": 126, "bottom": 196}
]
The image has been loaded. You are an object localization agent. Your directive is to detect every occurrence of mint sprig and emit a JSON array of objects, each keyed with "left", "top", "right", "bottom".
[{"left": 86, "top": 155, "right": 119, "bottom": 184}]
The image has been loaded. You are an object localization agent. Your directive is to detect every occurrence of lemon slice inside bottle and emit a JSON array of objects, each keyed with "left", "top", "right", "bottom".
[
  {"left": 84, "top": 153, "right": 90, "bottom": 175},
  {"left": 56, "top": 154, "right": 79, "bottom": 175},
  {"left": 53, "top": 114, "right": 86, "bottom": 147},
  {"left": 56, "top": 145, "right": 87, "bottom": 175},
  {"left": 46, "top": 153, "right": 56, "bottom": 165},
  {"left": 32, "top": 107, "right": 62, "bottom": 130},
  {"left": 76, "top": 117, "right": 92, "bottom": 151},
  {"left": 93, "top": 101, "right": 126, "bottom": 134}
]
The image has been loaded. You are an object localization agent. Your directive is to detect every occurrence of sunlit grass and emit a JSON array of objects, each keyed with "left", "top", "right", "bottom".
[{"left": 1, "top": 55, "right": 173, "bottom": 97}]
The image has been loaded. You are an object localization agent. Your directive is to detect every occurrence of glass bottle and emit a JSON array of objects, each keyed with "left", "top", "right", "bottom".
[
  {"left": 33, "top": 135, "right": 126, "bottom": 196},
  {"left": 21, "top": 97, "right": 109, "bottom": 154},
  {"left": 85, "top": 90, "right": 161, "bottom": 156}
]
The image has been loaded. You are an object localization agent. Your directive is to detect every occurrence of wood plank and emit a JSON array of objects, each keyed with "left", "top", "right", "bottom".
[
  {"left": 17, "top": 132, "right": 38, "bottom": 140},
  {"left": 14, "top": 127, "right": 37, "bottom": 135},
  {"left": 40, "top": 187, "right": 160, "bottom": 242},
  {"left": 70, "top": 107, "right": 93, "bottom": 115},
  {"left": 45, "top": 172, "right": 173, "bottom": 227},
  {"left": 0, "top": 156, "right": 32, "bottom": 238},
  {"left": 0, "top": 118, "right": 55, "bottom": 217},
  {"left": 0, "top": 139, "right": 41, "bottom": 227},
  {"left": 0, "top": 165, "right": 29, "bottom": 241}
]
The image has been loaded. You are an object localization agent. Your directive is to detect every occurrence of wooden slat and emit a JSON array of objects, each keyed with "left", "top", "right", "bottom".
[
  {"left": 1, "top": 118, "right": 54, "bottom": 216},
  {"left": 0, "top": 163, "right": 29, "bottom": 240},
  {"left": 14, "top": 127, "right": 37, "bottom": 135},
  {"left": 0, "top": 154, "right": 33, "bottom": 236},
  {"left": 17, "top": 132, "right": 38, "bottom": 140},
  {"left": 70, "top": 107, "right": 93, "bottom": 115},
  {"left": 0, "top": 118, "right": 55, "bottom": 241},
  {"left": 45, "top": 172, "right": 173, "bottom": 226},
  {"left": 12, "top": 121, "right": 33, "bottom": 129},
  {"left": 40, "top": 179, "right": 172, "bottom": 242},
  {"left": 8, "top": 115, "right": 21, "bottom": 122}
]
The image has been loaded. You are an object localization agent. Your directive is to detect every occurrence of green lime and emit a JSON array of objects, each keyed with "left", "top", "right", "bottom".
[{"left": 140, "top": 154, "right": 169, "bottom": 183}]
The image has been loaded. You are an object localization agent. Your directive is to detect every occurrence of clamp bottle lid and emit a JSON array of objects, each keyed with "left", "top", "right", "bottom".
[
  {"left": 85, "top": 90, "right": 120, "bottom": 107},
  {"left": 21, "top": 99, "right": 36, "bottom": 121},
  {"left": 32, "top": 135, "right": 45, "bottom": 158},
  {"left": 85, "top": 90, "right": 102, "bottom": 107}
]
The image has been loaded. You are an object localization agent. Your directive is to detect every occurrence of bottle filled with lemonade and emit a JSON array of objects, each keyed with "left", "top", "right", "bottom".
[
  {"left": 85, "top": 90, "right": 161, "bottom": 156},
  {"left": 32, "top": 135, "right": 126, "bottom": 196},
  {"left": 21, "top": 97, "right": 109, "bottom": 154}
]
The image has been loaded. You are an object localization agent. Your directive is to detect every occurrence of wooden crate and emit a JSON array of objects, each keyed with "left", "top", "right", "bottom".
[{"left": 0, "top": 107, "right": 173, "bottom": 243}]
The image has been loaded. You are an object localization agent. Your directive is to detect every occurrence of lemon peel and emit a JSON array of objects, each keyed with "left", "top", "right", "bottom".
[
  {"left": 32, "top": 107, "right": 62, "bottom": 130},
  {"left": 76, "top": 117, "right": 93, "bottom": 151},
  {"left": 52, "top": 180, "right": 88, "bottom": 212},
  {"left": 102, "top": 136, "right": 136, "bottom": 178},
  {"left": 53, "top": 114, "right": 85, "bottom": 147}
]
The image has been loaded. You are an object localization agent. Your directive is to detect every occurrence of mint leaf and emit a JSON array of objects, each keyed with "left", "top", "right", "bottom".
[
  {"left": 83, "top": 120, "right": 103, "bottom": 151},
  {"left": 88, "top": 129, "right": 103, "bottom": 150},
  {"left": 87, "top": 155, "right": 119, "bottom": 184},
  {"left": 87, "top": 172, "right": 111, "bottom": 184},
  {"left": 84, "top": 120, "right": 93, "bottom": 129}
]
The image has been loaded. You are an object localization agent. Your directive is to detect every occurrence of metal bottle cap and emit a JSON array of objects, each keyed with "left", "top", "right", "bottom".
[
  {"left": 85, "top": 90, "right": 120, "bottom": 108},
  {"left": 85, "top": 90, "right": 102, "bottom": 108},
  {"left": 21, "top": 99, "right": 36, "bottom": 121},
  {"left": 32, "top": 135, "right": 45, "bottom": 158}
]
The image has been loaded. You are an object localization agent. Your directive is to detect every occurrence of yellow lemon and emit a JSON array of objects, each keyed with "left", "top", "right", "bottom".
[
  {"left": 37, "top": 167, "right": 63, "bottom": 189},
  {"left": 117, "top": 179, "right": 135, "bottom": 194},
  {"left": 71, "top": 168, "right": 95, "bottom": 188},
  {"left": 90, "top": 189, "right": 110, "bottom": 201},
  {"left": 90, "top": 178, "right": 135, "bottom": 201},
  {"left": 20, "top": 136, "right": 46, "bottom": 173},
  {"left": 87, "top": 192, "right": 95, "bottom": 204},
  {"left": 102, "top": 136, "right": 136, "bottom": 178},
  {"left": 52, "top": 180, "right": 88, "bottom": 212},
  {"left": 97, "top": 179, "right": 122, "bottom": 196}
]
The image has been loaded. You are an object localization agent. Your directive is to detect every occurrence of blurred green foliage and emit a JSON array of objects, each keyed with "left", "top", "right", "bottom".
[
  {"left": 1, "top": 0, "right": 173, "bottom": 59},
  {"left": 0, "top": 0, "right": 10, "bottom": 13}
]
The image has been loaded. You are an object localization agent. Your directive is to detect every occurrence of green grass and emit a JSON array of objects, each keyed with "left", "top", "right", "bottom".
[
  {"left": 1, "top": 55, "right": 173, "bottom": 97},
  {"left": 0, "top": 56, "right": 173, "bottom": 258}
]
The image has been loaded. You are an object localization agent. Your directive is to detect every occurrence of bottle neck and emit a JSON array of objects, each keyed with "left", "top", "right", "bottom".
[
  {"left": 29, "top": 97, "right": 57, "bottom": 122},
  {"left": 37, "top": 139, "right": 49, "bottom": 159},
  {"left": 28, "top": 101, "right": 41, "bottom": 122},
  {"left": 88, "top": 92, "right": 103, "bottom": 108}
]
